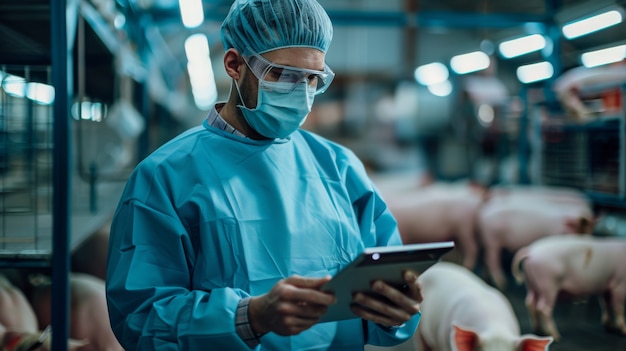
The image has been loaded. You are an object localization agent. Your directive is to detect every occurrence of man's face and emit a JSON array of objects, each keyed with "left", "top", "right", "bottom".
[{"left": 239, "top": 47, "right": 326, "bottom": 109}]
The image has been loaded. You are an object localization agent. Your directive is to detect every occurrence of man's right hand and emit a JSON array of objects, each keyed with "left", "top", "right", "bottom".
[{"left": 248, "top": 275, "right": 336, "bottom": 336}]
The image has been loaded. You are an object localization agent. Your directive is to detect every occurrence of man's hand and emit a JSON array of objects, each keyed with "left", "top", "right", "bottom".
[
  {"left": 350, "top": 270, "right": 422, "bottom": 327},
  {"left": 248, "top": 275, "right": 336, "bottom": 336}
]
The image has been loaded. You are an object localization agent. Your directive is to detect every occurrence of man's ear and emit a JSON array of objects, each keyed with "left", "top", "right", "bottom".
[{"left": 224, "top": 48, "right": 244, "bottom": 79}]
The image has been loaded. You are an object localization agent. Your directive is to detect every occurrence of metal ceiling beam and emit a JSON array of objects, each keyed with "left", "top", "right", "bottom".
[
  {"left": 132, "top": 8, "right": 551, "bottom": 28},
  {"left": 330, "top": 11, "right": 550, "bottom": 28}
]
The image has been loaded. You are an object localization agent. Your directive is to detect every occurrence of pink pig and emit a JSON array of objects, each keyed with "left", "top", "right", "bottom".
[
  {"left": 30, "top": 273, "right": 124, "bottom": 351},
  {"left": 416, "top": 262, "right": 553, "bottom": 351},
  {"left": 380, "top": 182, "right": 488, "bottom": 270},
  {"left": 0, "top": 273, "right": 88, "bottom": 351},
  {"left": 511, "top": 234, "right": 626, "bottom": 341},
  {"left": 477, "top": 192, "right": 594, "bottom": 290}
]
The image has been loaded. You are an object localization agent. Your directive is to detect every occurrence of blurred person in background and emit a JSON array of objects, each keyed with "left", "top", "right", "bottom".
[{"left": 105, "top": 0, "right": 423, "bottom": 350}]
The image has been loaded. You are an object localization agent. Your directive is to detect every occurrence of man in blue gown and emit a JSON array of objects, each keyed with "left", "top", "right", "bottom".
[{"left": 106, "top": 0, "right": 423, "bottom": 349}]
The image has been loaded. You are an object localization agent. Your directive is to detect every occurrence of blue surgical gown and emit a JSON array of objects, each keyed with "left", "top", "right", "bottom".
[{"left": 106, "top": 118, "right": 420, "bottom": 351}]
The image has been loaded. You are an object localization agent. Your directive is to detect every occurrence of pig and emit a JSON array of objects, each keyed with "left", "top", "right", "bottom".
[
  {"left": 0, "top": 273, "right": 87, "bottom": 351},
  {"left": 415, "top": 262, "right": 553, "bottom": 351},
  {"left": 486, "top": 185, "right": 591, "bottom": 206},
  {"left": 477, "top": 192, "right": 594, "bottom": 290},
  {"left": 379, "top": 181, "right": 488, "bottom": 270},
  {"left": 369, "top": 171, "right": 434, "bottom": 195},
  {"left": 511, "top": 234, "right": 626, "bottom": 341},
  {"left": 29, "top": 273, "right": 123, "bottom": 351}
]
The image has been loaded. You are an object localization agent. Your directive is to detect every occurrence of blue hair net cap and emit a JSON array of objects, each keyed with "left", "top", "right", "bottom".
[{"left": 220, "top": 0, "right": 333, "bottom": 56}]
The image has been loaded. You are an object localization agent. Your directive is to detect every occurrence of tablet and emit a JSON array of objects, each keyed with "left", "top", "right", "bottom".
[{"left": 319, "top": 241, "right": 454, "bottom": 323}]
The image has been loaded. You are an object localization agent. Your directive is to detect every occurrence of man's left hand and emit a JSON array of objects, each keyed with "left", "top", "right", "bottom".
[{"left": 349, "top": 270, "right": 422, "bottom": 327}]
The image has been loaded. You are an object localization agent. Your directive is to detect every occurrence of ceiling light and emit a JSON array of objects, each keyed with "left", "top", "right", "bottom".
[
  {"left": 26, "top": 82, "right": 55, "bottom": 105},
  {"left": 2, "top": 74, "right": 26, "bottom": 98},
  {"left": 414, "top": 62, "right": 449, "bottom": 86},
  {"left": 427, "top": 80, "right": 453, "bottom": 97},
  {"left": 184, "top": 34, "right": 210, "bottom": 62},
  {"left": 516, "top": 61, "right": 554, "bottom": 84},
  {"left": 184, "top": 33, "right": 217, "bottom": 109},
  {"left": 187, "top": 58, "right": 217, "bottom": 109},
  {"left": 450, "top": 51, "right": 490, "bottom": 74},
  {"left": 562, "top": 10, "right": 623, "bottom": 39},
  {"left": 581, "top": 44, "right": 626, "bottom": 67},
  {"left": 499, "top": 34, "right": 547, "bottom": 58},
  {"left": 179, "top": 0, "right": 204, "bottom": 28}
]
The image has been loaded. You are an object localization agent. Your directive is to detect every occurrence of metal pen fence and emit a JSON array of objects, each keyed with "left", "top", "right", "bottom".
[{"left": 0, "top": 64, "right": 128, "bottom": 265}]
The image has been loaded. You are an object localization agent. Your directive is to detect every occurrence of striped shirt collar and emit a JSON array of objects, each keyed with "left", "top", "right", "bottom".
[{"left": 207, "top": 103, "right": 247, "bottom": 138}]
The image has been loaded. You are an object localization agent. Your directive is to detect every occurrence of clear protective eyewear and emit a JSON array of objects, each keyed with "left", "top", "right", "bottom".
[{"left": 243, "top": 53, "right": 335, "bottom": 95}]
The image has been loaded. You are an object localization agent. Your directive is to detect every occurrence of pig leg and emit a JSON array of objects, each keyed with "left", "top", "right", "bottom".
[
  {"left": 522, "top": 264, "right": 561, "bottom": 341},
  {"left": 456, "top": 227, "right": 479, "bottom": 270},
  {"left": 535, "top": 294, "right": 560, "bottom": 341},
  {"left": 531, "top": 285, "right": 561, "bottom": 340},
  {"left": 525, "top": 289, "right": 541, "bottom": 334},
  {"left": 483, "top": 241, "right": 507, "bottom": 290},
  {"left": 599, "top": 291, "right": 614, "bottom": 333},
  {"left": 604, "top": 285, "right": 626, "bottom": 335}
]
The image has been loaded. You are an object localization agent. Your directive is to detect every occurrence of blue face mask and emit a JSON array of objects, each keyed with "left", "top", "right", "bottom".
[{"left": 235, "top": 79, "right": 315, "bottom": 139}]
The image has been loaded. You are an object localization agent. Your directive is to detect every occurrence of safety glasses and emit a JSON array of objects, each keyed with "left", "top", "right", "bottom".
[{"left": 243, "top": 53, "right": 335, "bottom": 95}]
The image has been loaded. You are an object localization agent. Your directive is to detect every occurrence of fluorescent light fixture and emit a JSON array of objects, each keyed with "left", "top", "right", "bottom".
[
  {"left": 516, "top": 61, "right": 554, "bottom": 84},
  {"left": 70, "top": 100, "right": 108, "bottom": 121},
  {"left": 90, "top": 102, "right": 105, "bottom": 122},
  {"left": 26, "top": 82, "right": 55, "bottom": 105},
  {"left": 187, "top": 58, "right": 218, "bottom": 109},
  {"left": 499, "top": 34, "right": 547, "bottom": 58},
  {"left": 191, "top": 83, "right": 218, "bottom": 110},
  {"left": 450, "top": 51, "right": 490, "bottom": 74},
  {"left": 581, "top": 44, "right": 626, "bottom": 67},
  {"left": 414, "top": 62, "right": 449, "bottom": 86},
  {"left": 184, "top": 33, "right": 210, "bottom": 62},
  {"left": 185, "top": 34, "right": 217, "bottom": 110},
  {"left": 71, "top": 101, "right": 94, "bottom": 120},
  {"left": 2, "top": 74, "right": 26, "bottom": 98},
  {"left": 179, "top": 0, "right": 204, "bottom": 28},
  {"left": 427, "top": 80, "right": 453, "bottom": 97},
  {"left": 562, "top": 10, "right": 623, "bottom": 39}
]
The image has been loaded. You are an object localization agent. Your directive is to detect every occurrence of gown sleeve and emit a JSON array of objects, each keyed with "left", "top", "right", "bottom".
[{"left": 106, "top": 167, "right": 253, "bottom": 351}]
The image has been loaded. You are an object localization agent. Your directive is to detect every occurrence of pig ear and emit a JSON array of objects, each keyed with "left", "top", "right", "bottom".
[
  {"left": 516, "top": 334, "right": 553, "bottom": 351},
  {"left": 452, "top": 324, "right": 479, "bottom": 351}
]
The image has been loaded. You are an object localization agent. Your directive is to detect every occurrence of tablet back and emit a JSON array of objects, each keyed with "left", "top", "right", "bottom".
[{"left": 319, "top": 241, "right": 454, "bottom": 323}]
